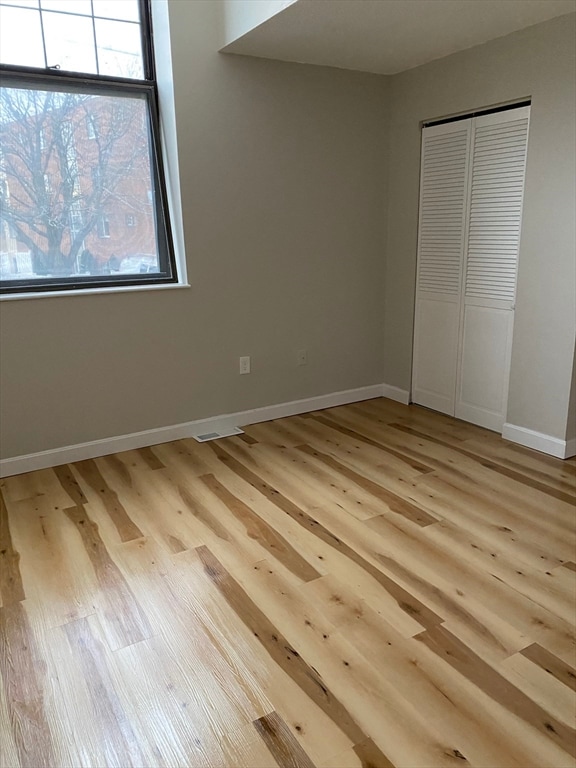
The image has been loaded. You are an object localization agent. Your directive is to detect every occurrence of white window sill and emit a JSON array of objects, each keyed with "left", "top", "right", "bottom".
[{"left": 0, "top": 282, "right": 191, "bottom": 301}]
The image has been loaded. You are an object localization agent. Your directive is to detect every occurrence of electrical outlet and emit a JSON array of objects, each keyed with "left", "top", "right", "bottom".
[
  {"left": 239, "top": 356, "right": 251, "bottom": 375},
  {"left": 297, "top": 349, "right": 308, "bottom": 366}
]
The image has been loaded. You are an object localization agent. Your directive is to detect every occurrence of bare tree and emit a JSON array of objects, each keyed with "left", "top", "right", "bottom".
[{"left": 0, "top": 86, "right": 149, "bottom": 275}]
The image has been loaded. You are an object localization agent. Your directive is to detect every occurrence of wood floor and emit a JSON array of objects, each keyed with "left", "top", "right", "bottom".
[{"left": 1, "top": 397, "right": 575, "bottom": 768}]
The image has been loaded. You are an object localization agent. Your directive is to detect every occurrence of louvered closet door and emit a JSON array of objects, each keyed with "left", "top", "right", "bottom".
[
  {"left": 412, "top": 119, "right": 472, "bottom": 415},
  {"left": 455, "top": 107, "right": 530, "bottom": 431}
]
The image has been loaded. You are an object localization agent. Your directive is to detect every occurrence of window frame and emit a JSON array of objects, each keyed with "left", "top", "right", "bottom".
[{"left": 0, "top": 0, "right": 178, "bottom": 295}]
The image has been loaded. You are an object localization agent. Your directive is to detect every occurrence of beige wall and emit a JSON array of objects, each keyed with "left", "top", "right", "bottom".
[
  {"left": 384, "top": 13, "right": 576, "bottom": 441},
  {"left": 0, "top": 0, "right": 389, "bottom": 459}
]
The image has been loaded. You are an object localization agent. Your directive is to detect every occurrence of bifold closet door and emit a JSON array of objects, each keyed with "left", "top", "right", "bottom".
[
  {"left": 455, "top": 107, "right": 530, "bottom": 431},
  {"left": 412, "top": 105, "right": 530, "bottom": 430},
  {"left": 411, "top": 119, "right": 472, "bottom": 415}
]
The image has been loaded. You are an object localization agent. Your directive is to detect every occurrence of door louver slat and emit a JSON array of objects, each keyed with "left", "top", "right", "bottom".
[
  {"left": 464, "top": 119, "right": 528, "bottom": 302},
  {"left": 417, "top": 128, "right": 469, "bottom": 295}
]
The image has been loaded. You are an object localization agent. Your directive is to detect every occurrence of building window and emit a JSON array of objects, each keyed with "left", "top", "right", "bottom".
[
  {"left": 97, "top": 216, "right": 110, "bottom": 238},
  {"left": 86, "top": 114, "right": 98, "bottom": 139},
  {"left": 70, "top": 202, "right": 85, "bottom": 241},
  {"left": 0, "top": 0, "right": 176, "bottom": 294}
]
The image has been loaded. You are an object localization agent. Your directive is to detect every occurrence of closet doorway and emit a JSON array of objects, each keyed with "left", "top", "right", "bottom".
[{"left": 411, "top": 103, "right": 530, "bottom": 432}]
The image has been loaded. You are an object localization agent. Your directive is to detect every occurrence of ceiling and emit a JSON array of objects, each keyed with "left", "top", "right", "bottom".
[{"left": 221, "top": 0, "right": 576, "bottom": 75}]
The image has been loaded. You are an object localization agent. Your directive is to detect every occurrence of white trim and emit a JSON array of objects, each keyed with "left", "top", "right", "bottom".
[
  {"left": 381, "top": 384, "right": 410, "bottom": 405},
  {"left": 455, "top": 401, "right": 503, "bottom": 433},
  {"left": 6, "top": 386, "right": 570, "bottom": 478},
  {"left": 0, "top": 384, "right": 387, "bottom": 477},
  {"left": 0, "top": 283, "right": 191, "bottom": 301},
  {"left": 502, "top": 423, "right": 572, "bottom": 459},
  {"left": 151, "top": 0, "right": 188, "bottom": 287}
]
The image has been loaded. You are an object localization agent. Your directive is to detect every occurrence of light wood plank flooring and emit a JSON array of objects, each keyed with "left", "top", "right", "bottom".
[{"left": 1, "top": 397, "right": 575, "bottom": 768}]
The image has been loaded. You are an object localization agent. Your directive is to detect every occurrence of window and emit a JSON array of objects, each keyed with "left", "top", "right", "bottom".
[
  {"left": 69, "top": 201, "right": 84, "bottom": 240},
  {"left": 86, "top": 113, "right": 97, "bottom": 139},
  {"left": 96, "top": 215, "right": 110, "bottom": 238},
  {"left": 0, "top": 0, "right": 176, "bottom": 293}
]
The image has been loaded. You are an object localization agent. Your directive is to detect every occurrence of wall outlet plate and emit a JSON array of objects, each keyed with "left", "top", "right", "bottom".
[{"left": 239, "top": 356, "right": 251, "bottom": 374}]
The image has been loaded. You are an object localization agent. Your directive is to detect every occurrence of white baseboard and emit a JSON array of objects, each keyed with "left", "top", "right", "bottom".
[
  {"left": 9, "top": 386, "right": 571, "bottom": 477},
  {"left": 0, "top": 383, "right": 393, "bottom": 478},
  {"left": 381, "top": 383, "right": 410, "bottom": 405},
  {"left": 502, "top": 423, "right": 574, "bottom": 459}
]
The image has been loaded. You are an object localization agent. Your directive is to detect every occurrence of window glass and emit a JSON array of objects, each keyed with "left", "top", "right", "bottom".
[
  {"left": 95, "top": 18, "right": 143, "bottom": 79},
  {"left": 40, "top": 0, "right": 92, "bottom": 15},
  {"left": 43, "top": 11, "right": 98, "bottom": 73},
  {"left": 0, "top": 0, "right": 143, "bottom": 78},
  {"left": 92, "top": 0, "right": 139, "bottom": 22},
  {"left": 0, "top": 6, "right": 45, "bottom": 68},
  {"left": 0, "top": 0, "right": 39, "bottom": 8},
  {"left": 0, "top": 85, "right": 163, "bottom": 282}
]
